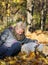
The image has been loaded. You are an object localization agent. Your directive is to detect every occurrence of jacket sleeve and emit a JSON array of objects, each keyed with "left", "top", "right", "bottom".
[
  {"left": 1, "top": 29, "right": 9, "bottom": 43},
  {"left": 37, "top": 44, "right": 44, "bottom": 52},
  {"left": 37, "top": 44, "right": 48, "bottom": 57}
]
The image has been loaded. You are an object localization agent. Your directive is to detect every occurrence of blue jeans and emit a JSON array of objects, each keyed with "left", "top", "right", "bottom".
[
  {"left": 0, "top": 42, "right": 21, "bottom": 59},
  {"left": 0, "top": 45, "right": 7, "bottom": 59},
  {"left": 5, "top": 42, "right": 21, "bottom": 56}
]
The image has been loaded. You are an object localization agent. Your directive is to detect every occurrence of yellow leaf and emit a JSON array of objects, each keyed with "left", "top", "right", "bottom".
[
  {"left": 0, "top": 61, "right": 6, "bottom": 65},
  {"left": 8, "top": 4, "right": 10, "bottom": 7},
  {"left": 9, "top": 60, "right": 16, "bottom": 65},
  {"left": 2, "top": 2, "right": 5, "bottom": 6},
  {"left": 7, "top": 9, "right": 10, "bottom": 14},
  {"left": 17, "top": 0, "right": 20, "bottom": 3}
]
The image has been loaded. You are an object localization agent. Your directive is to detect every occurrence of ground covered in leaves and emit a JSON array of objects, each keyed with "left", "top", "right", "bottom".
[
  {"left": 0, "top": 52, "right": 48, "bottom": 65},
  {"left": 26, "top": 30, "right": 48, "bottom": 44}
]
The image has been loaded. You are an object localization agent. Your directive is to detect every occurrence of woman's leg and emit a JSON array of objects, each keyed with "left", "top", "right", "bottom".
[
  {"left": 0, "top": 45, "right": 7, "bottom": 59},
  {"left": 5, "top": 42, "right": 21, "bottom": 56}
]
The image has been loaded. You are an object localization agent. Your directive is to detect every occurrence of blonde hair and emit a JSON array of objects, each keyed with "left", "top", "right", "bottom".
[{"left": 15, "top": 21, "right": 26, "bottom": 31}]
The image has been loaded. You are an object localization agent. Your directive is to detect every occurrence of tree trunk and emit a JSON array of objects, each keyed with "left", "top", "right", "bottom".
[
  {"left": 27, "top": 0, "right": 35, "bottom": 32},
  {"left": 27, "top": 0, "right": 32, "bottom": 25},
  {"left": 40, "top": 0, "right": 46, "bottom": 31}
]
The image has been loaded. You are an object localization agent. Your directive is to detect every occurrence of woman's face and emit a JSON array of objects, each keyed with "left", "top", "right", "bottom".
[
  {"left": 15, "top": 28, "right": 24, "bottom": 35},
  {"left": 15, "top": 27, "right": 25, "bottom": 41}
]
